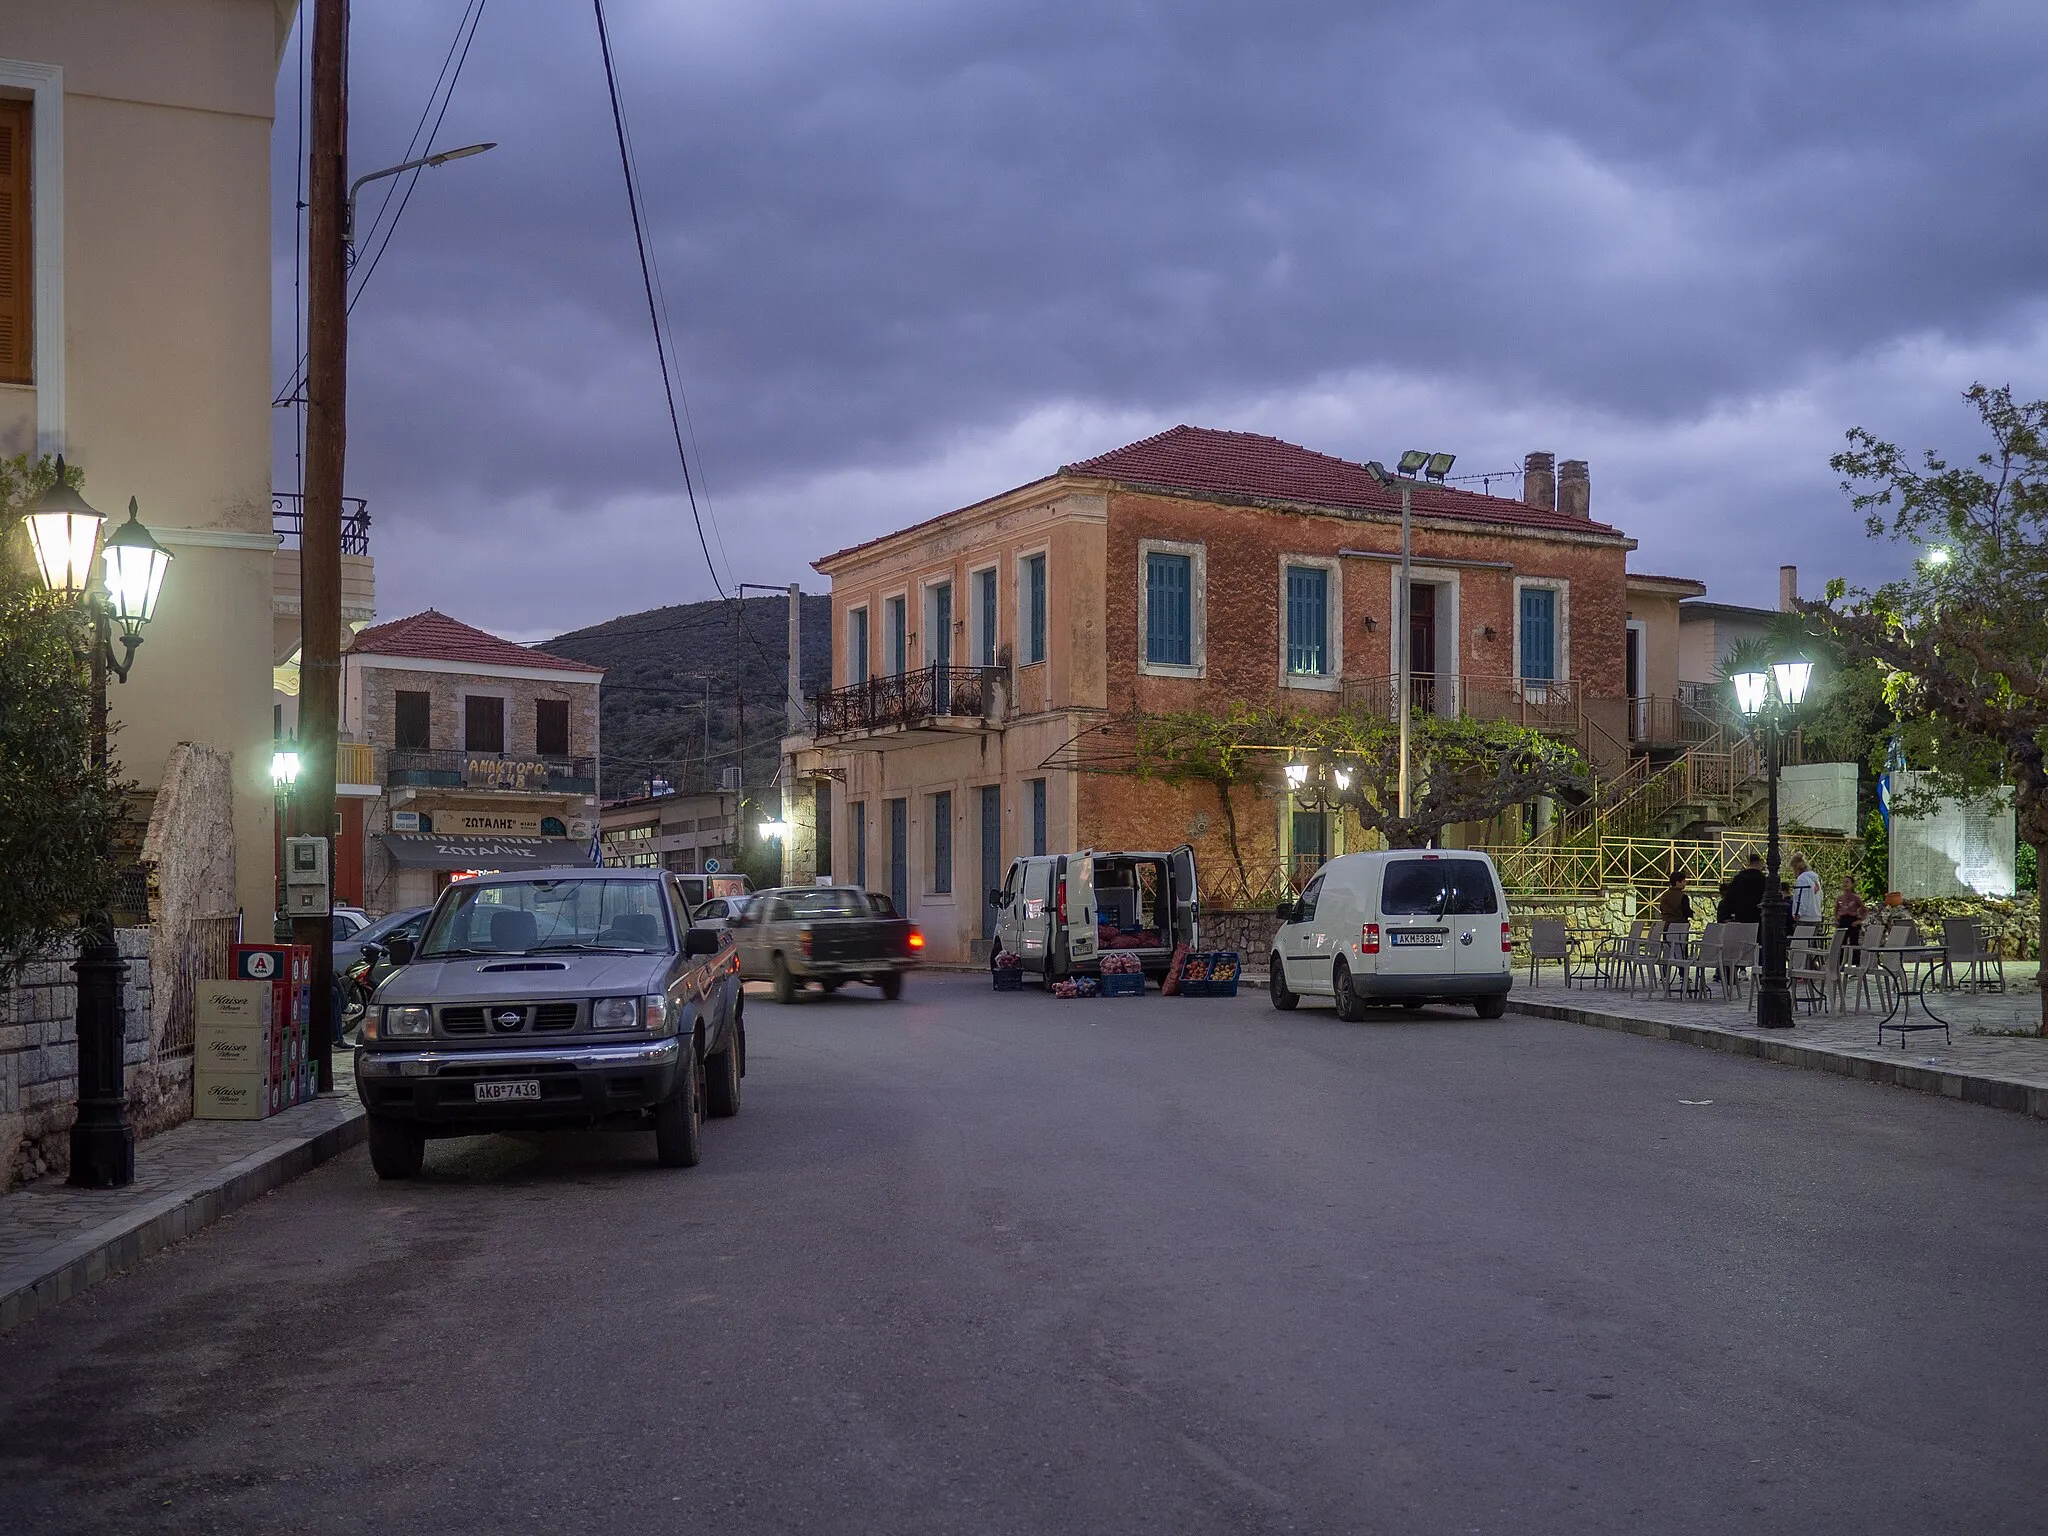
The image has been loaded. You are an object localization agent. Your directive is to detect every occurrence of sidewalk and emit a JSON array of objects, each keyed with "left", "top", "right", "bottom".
[
  {"left": 1512, "top": 962, "right": 2048, "bottom": 1121},
  {"left": 0, "top": 1080, "right": 365, "bottom": 1334}
]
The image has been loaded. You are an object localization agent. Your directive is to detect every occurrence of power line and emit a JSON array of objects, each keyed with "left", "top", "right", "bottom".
[
  {"left": 273, "top": 0, "right": 491, "bottom": 408},
  {"left": 592, "top": 0, "right": 729, "bottom": 599}
]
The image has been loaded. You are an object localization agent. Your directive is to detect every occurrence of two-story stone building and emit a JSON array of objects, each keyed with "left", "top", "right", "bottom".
[
  {"left": 338, "top": 610, "right": 604, "bottom": 911},
  {"left": 800, "top": 426, "right": 1710, "bottom": 964}
]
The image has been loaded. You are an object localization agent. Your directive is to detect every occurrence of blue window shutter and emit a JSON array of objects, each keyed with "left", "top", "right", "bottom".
[
  {"left": 1287, "top": 567, "right": 1327, "bottom": 674},
  {"left": 1026, "top": 555, "right": 1047, "bottom": 663},
  {"left": 1146, "top": 553, "right": 1192, "bottom": 666},
  {"left": 1520, "top": 588, "right": 1556, "bottom": 681}
]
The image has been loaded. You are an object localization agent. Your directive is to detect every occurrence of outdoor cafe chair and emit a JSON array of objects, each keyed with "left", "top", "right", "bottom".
[
  {"left": 1790, "top": 927, "right": 1846, "bottom": 1016},
  {"left": 1940, "top": 917, "right": 2005, "bottom": 993},
  {"left": 1718, "top": 922, "right": 1759, "bottom": 1001},
  {"left": 1840, "top": 929, "right": 1891, "bottom": 1013},
  {"left": 1528, "top": 918, "right": 1575, "bottom": 988},
  {"left": 1599, "top": 916, "right": 1654, "bottom": 991},
  {"left": 1672, "top": 923, "right": 1721, "bottom": 999},
  {"left": 1651, "top": 922, "right": 1692, "bottom": 998}
]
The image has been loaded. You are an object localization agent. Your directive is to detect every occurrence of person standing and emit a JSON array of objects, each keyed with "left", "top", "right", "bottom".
[
  {"left": 1657, "top": 871, "right": 1694, "bottom": 928},
  {"left": 1790, "top": 854, "right": 1823, "bottom": 933},
  {"left": 1834, "top": 877, "right": 1868, "bottom": 961},
  {"left": 1724, "top": 853, "right": 1767, "bottom": 927}
]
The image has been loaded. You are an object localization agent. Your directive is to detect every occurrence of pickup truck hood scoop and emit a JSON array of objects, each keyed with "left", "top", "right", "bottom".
[{"left": 477, "top": 961, "right": 568, "bottom": 973}]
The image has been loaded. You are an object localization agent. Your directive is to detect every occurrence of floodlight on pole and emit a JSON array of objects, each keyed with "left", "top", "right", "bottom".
[
  {"left": 1423, "top": 452, "right": 1457, "bottom": 483},
  {"left": 1370, "top": 450, "right": 1452, "bottom": 819},
  {"left": 1395, "top": 450, "right": 1429, "bottom": 477},
  {"left": 343, "top": 141, "right": 498, "bottom": 248}
]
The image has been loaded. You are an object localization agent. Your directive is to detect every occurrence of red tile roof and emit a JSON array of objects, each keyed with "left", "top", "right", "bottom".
[
  {"left": 814, "top": 424, "right": 1625, "bottom": 569},
  {"left": 1063, "top": 426, "right": 1624, "bottom": 536},
  {"left": 348, "top": 609, "right": 605, "bottom": 674}
]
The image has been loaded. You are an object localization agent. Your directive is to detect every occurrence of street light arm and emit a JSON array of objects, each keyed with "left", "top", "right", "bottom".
[{"left": 343, "top": 141, "right": 497, "bottom": 244}]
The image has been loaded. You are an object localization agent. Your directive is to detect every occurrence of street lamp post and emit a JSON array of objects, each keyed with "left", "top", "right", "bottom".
[
  {"left": 1365, "top": 451, "right": 1456, "bottom": 820},
  {"left": 25, "top": 459, "right": 173, "bottom": 1188},
  {"left": 1731, "top": 657, "right": 1814, "bottom": 1030}
]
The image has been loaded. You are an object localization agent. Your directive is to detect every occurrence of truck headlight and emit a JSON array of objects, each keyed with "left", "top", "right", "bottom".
[
  {"left": 384, "top": 1005, "right": 431, "bottom": 1038},
  {"left": 591, "top": 996, "right": 640, "bottom": 1031}
]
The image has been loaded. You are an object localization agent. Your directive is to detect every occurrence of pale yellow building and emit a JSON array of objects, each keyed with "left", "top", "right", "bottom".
[{"left": 2, "top": 3, "right": 293, "bottom": 920}]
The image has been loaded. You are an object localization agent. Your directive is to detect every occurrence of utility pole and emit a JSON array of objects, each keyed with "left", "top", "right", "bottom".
[
  {"left": 784, "top": 583, "right": 801, "bottom": 885},
  {"left": 297, "top": 0, "right": 349, "bottom": 1092},
  {"left": 1396, "top": 478, "right": 1412, "bottom": 821}
]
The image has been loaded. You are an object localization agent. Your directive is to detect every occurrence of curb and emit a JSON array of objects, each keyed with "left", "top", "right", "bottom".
[
  {"left": 0, "top": 1104, "right": 367, "bottom": 1336},
  {"left": 1509, "top": 998, "right": 2048, "bottom": 1121}
]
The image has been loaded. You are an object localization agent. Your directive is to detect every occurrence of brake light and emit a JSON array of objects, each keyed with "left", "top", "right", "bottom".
[
  {"left": 908, "top": 928, "right": 925, "bottom": 950},
  {"left": 800, "top": 928, "right": 813, "bottom": 957},
  {"left": 1502, "top": 922, "right": 1513, "bottom": 952},
  {"left": 1361, "top": 923, "right": 1380, "bottom": 954},
  {"left": 1056, "top": 877, "right": 1067, "bottom": 923}
]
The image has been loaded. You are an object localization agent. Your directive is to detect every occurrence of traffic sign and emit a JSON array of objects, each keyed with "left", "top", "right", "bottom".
[{"left": 703, "top": 858, "right": 721, "bottom": 874}]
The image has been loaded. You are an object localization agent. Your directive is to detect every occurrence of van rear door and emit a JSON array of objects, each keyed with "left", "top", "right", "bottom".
[
  {"left": 1169, "top": 844, "right": 1199, "bottom": 951},
  {"left": 1441, "top": 857, "right": 1505, "bottom": 978},
  {"left": 1061, "top": 852, "right": 1099, "bottom": 965},
  {"left": 1377, "top": 856, "right": 1456, "bottom": 975}
]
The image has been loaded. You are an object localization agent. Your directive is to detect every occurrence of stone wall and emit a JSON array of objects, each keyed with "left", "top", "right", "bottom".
[
  {"left": 1203, "top": 908, "right": 1283, "bottom": 973},
  {"left": 0, "top": 930, "right": 152, "bottom": 1190}
]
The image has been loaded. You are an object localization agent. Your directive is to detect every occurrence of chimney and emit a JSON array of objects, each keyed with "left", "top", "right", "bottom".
[
  {"left": 1557, "top": 459, "right": 1590, "bottom": 518},
  {"left": 1522, "top": 452, "right": 1556, "bottom": 511},
  {"left": 1779, "top": 565, "right": 1797, "bottom": 613}
]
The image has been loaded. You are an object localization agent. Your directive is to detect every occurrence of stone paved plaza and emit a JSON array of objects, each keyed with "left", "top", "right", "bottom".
[{"left": 1517, "top": 959, "right": 2048, "bottom": 1093}]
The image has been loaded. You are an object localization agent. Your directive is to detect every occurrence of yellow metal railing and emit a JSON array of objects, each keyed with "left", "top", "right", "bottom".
[{"left": 337, "top": 741, "right": 376, "bottom": 786}]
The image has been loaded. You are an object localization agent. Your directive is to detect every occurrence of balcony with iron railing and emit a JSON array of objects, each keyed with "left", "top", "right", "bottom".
[
  {"left": 273, "top": 493, "right": 371, "bottom": 554},
  {"left": 385, "top": 748, "right": 597, "bottom": 795},
  {"left": 810, "top": 664, "right": 1006, "bottom": 746},
  {"left": 1341, "top": 672, "right": 1590, "bottom": 734}
]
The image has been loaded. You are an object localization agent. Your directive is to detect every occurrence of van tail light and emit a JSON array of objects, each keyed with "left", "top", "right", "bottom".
[
  {"left": 800, "top": 928, "right": 813, "bottom": 957},
  {"left": 1361, "top": 923, "right": 1380, "bottom": 954},
  {"left": 1502, "top": 922, "right": 1513, "bottom": 953},
  {"left": 1056, "top": 877, "right": 1068, "bottom": 923},
  {"left": 908, "top": 928, "right": 925, "bottom": 950}
]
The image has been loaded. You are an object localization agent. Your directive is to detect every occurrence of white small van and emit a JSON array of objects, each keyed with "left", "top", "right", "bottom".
[
  {"left": 1269, "top": 850, "right": 1512, "bottom": 1019},
  {"left": 992, "top": 845, "right": 1199, "bottom": 983}
]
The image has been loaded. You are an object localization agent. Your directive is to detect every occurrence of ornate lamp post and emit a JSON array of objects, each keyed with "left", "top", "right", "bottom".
[
  {"left": 24, "top": 459, "right": 173, "bottom": 1187},
  {"left": 1731, "top": 656, "right": 1813, "bottom": 1030}
]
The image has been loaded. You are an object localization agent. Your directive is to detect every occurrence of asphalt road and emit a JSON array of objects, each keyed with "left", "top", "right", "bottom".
[{"left": 5, "top": 974, "right": 2047, "bottom": 1535}]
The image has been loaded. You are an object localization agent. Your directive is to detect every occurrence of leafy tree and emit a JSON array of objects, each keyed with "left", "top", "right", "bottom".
[
  {"left": 1814, "top": 384, "right": 2048, "bottom": 1028},
  {"left": 0, "top": 454, "right": 133, "bottom": 977},
  {"left": 1130, "top": 705, "right": 1587, "bottom": 866}
]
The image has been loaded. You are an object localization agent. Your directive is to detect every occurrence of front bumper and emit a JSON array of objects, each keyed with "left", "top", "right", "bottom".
[
  {"left": 354, "top": 1037, "right": 683, "bottom": 1131},
  {"left": 1355, "top": 971, "right": 1512, "bottom": 1000}
]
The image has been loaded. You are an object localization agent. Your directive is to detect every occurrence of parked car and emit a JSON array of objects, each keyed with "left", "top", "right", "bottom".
[
  {"left": 690, "top": 894, "right": 750, "bottom": 931},
  {"left": 337, "top": 906, "right": 433, "bottom": 1039},
  {"left": 991, "top": 846, "right": 1198, "bottom": 984},
  {"left": 1268, "top": 850, "right": 1511, "bottom": 1020},
  {"left": 729, "top": 885, "right": 921, "bottom": 1001},
  {"left": 353, "top": 868, "right": 743, "bottom": 1178}
]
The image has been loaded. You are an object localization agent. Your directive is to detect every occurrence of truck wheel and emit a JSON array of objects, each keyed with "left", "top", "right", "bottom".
[
  {"left": 654, "top": 1052, "right": 703, "bottom": 1167},
  {"left": 1474, "top": 994, "right": 1508, "bottom": 1019},
  {"left": 367, "top": 1117, "right": 424, "bottom": 1180},
  {"left": 879, "top": 970, "right": 904, "bottom": 1000},
  {"left": 1268, "top": 954, "right": 1299, "bottom": 1011},
  {"left": 705, "top": 1033, "right": 741, "bottom": 1118},
  {"left": 771, "top": 953, "right": 798, "bottom": 1004},
  {"left": 1333, "top": 960, "right": 1366, "bottom": 1022}
]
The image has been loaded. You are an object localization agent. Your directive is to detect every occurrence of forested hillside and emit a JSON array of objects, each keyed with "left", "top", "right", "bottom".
[{"left": 545, "top": 594, "right": 832, "bottom": 802}]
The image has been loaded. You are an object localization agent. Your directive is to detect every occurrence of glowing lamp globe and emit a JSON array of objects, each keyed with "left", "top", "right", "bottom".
[
  {"left": 24, "top": 457, "right": 106, "bottom": 596},
  {"left": 101, "top": 498, "right": 172, "bottom": 639},
  {"left": 1731, "top": 670, "right": 1769, "bottom": 718},
  {"left": 1771, "top": 659, "right": 1814, "bottom": 708}
]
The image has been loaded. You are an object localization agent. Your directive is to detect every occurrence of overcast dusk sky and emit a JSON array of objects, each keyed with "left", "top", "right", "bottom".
[{"left": 270, "top": 0, "right": 2048, "bottom": 640}]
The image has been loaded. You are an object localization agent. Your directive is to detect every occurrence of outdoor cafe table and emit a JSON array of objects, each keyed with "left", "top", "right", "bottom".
[{"left": 1874, "top": 944, "right": 1952, "bottom": 1047}]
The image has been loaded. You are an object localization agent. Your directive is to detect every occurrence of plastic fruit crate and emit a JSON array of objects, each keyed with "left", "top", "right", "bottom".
[{"left": 1099, "top": 973, "right": 1146, "bottom": 998}]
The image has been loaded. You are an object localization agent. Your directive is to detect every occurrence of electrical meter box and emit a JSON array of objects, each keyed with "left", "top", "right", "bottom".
[{"left": 284, "top": 835, "right": 331, "bottom": 916}]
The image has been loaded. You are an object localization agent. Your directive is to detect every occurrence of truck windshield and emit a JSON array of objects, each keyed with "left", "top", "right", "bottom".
[
  {"left": 418, "top": 879, "right": 675, "bottom": 956},
  {"left": 1381, "top": 859, "right": 1498, "bottom": 916}
]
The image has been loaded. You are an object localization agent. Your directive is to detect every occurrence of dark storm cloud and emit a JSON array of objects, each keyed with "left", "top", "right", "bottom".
[{"left": 271, "top": 0, "right": 2048, "bottom": 631}]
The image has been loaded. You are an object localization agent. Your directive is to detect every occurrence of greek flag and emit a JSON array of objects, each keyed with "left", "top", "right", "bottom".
[{"left": 589, "top": 827, "right": 604, "bottom": 867}]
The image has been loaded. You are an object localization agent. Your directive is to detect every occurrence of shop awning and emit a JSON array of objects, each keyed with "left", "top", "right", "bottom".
[{"left": 380, "top": 834, "right": 594, "bottom": 873}]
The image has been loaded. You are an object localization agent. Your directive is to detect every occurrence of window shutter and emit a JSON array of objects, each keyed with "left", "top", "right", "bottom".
[
  {"left": 1287, "top": 567, "right": 1327, "bottom": 675},
  {"left": 0, "top": 99, "right": 31, "bottom": 385},
  {"left": 1520, "top": 589, "right": 1556, "bottom": 681},
  {"left": 1146, "top": 553, "right": 1192, "bottom": 666}
]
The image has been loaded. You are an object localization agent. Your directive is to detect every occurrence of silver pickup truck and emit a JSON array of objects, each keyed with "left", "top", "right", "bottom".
[{"left": 353, "top": 868, "right": 743, "bottom": 1178}]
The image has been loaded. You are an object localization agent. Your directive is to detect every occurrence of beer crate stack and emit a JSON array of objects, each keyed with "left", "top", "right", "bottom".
[{"left": 193, "top": 944, "right": 313, "bottom": 1120}]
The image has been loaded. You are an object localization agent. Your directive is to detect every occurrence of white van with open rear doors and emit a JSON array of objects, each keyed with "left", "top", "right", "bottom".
[
  {"left": 1268, "top": 849, "right": 1512, "bottom": 1020},
  {"left": 991, "top": 846, "right": 1199, "bottom": 985}
]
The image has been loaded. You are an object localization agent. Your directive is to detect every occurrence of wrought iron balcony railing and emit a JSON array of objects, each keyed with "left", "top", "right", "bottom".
[
  {"left": 273, "top": 493, "right": 371, "bottom": 555},
  {"left": 1341, "top": 672, "right": 1587, "bottom": 733},
  {"left": 811, "top": 664, "right": 1005, "bottom": 738}
]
